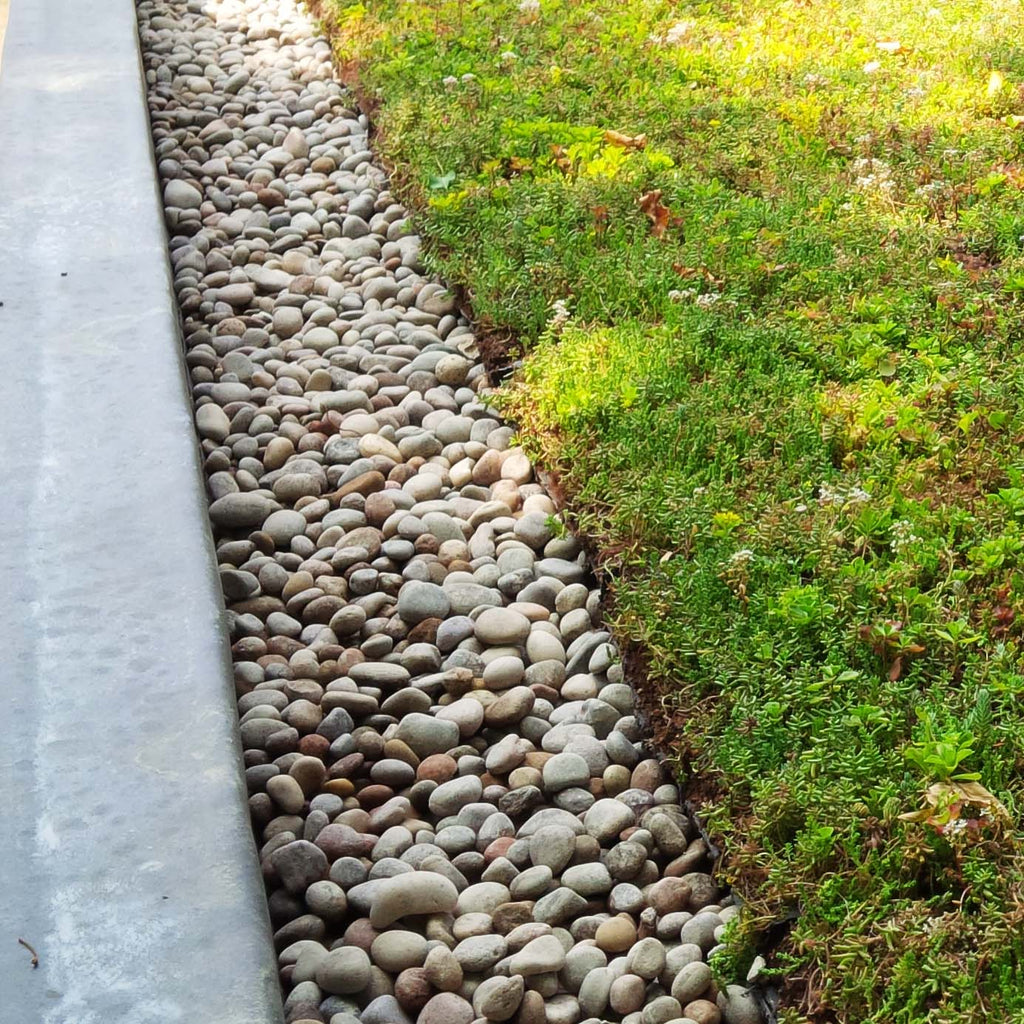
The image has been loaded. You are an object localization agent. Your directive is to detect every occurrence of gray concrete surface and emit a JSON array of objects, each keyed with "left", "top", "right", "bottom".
[{"left": 0, "top": 1, "right": 283, "bottom": 1022}]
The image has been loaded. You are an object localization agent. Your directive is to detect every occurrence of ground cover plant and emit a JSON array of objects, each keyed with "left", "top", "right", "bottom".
[{"left": 324, "top": 0, "right": 1024, "bottom": 1018}]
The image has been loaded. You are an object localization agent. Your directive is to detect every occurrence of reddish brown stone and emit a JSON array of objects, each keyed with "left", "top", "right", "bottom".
[
  {"left": 329, "top": 470, "right": 385, "bottom": 502},
  {"left": 343, "top": 917, "right": 379, "bottom": 952},
  {"left": 414, "top": 534, "right": 440, "bottom": 555},
  {"left": 315, "top": 823, "right": 375, "bottom": 860},
  {"left": 647, "top": 877, "right": 691, "bottom": 916},
  {"left": 297, "top": 432, "right": 327, "bottom": 452},
  {"left": 483, "top": 836, "right": 515, "bottom": 862},
  {"left": 394, "top": 968, "right": 432, "bottom": 1012},
  {"left": 528, "top": 684, "right": 560, "bottom": 703},
  {"left": 267, "top": 636, "right": 305, "bottom": 657},
  {"left": 417, "top": 754, "right": 458, "bottom": 784},
  {"left": 408, "top": 618, "right": 440, "bottom": 644},
  {"left": 387, "top": 464, "right": 417, "bottom": 485},
  {"left": 490, "top": 901, "right": 535, "bottom": 934},
  {"left": 328, "top": 752, "right": 365, "bottom": 780},
  {"left": 630, "top": 758, "right": 664, "bottom": 792},
  {"left": 356, "top": 784, "right": 393, "bottom": 808},
  {"left": 298, "top": 734, "right": 330, "bottom": 759},
  {"left": 364, "top": 491, "right": 397, "bottom": 527}
]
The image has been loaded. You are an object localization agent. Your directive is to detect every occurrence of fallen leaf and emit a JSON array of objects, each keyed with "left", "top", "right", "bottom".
[
  {"left": 549, "top": 144, "right": 572, "bottom": 174},
  {"left": 672, "top": 262, "right": 720, "bottom": 285},
  {"left": 592, "top": 205, "right": 608, "bottom": 238},
  {"left": 899, "top": 779, "right": 1011, "bottom": 824},
  {"left": 639, "top": 190, "right": 682, "bottom": 238},
  {"left": 507, "top": 156, "right": 533, "bottom": 175},
  {"left": 605, "top": 129, "right": 647, "bottom": 151},
  {"left": 876, "top": 40, "right": 903, "bottom": 53}
]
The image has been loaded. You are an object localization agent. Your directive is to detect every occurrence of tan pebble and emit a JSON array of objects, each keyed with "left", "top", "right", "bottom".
[
  {"left": 289, "top": 755, "right": 327, "bottom": 795},
  {"left": 490, "top": 479, "right": 521, "bottom": 510},
  {"left": 683, "top": 999, "right": 721, "bottom": 1024},
  {"left": 500, "top": 449, "right": 533, "bottom": 484},
  {"left": 595, "top": 915, "right": 637, "bottom": 953},
  {"left": 472, "top": 449, "right": 502, "bottom": 486},
  {"left": 282, "top": 570, "right": 315, "bottom": 600},
  {"left": 322, "top": 779, "right": 354, "bottom": 797},
  {"left": 509, "top": 767, "right": 543, "bottom": 789},
  {"left": 263, "top": 435, "right": 295, "bottom": 469},
  {"left": 266, "top": 774, "right": 305, "bottom": 814},
  {"left": 424, "top": 944, "right": 463, "bottom": 992},
  {"left": 609, "top": 974, "right": 645, "bottom": 1015},
  {"left": 384, "top": 738, "right": 421, "bottom": 768}
]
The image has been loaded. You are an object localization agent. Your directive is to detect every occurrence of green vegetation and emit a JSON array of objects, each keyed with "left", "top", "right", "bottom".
[{"left": 325, "top": 0, "right": 1024, "bottom": 1018}]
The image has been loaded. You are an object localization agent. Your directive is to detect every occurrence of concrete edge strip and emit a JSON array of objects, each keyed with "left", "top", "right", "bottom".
[{"left": 0, "top": 0, "right": 283, "bottom": 1020}]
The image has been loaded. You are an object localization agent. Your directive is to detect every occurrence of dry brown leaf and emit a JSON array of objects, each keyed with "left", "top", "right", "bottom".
[
  {"left": 507, "top": 156, "right": 533, "bottom": 175},
  {"left": 638, "top": 190, "right": 681, "bottom": 239},
  {"left": 604, "top": 129, "right": 647, "bottom": 151},
  {"left": 549, "top": 144, "right": 573, "bottom": 175},
  {"left": 899, "top": 780, "right": 1011, "bottom": 823},
  {"left": 672, "top": 262, "right": 720, "bottom": 285}
]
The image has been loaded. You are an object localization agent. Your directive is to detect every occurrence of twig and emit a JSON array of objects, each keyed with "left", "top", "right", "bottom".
[{"left": 18, "top": 937, "right": 39, "bottom": 968}]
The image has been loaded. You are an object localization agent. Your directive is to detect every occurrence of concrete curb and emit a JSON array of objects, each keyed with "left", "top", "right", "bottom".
[{"left": 0, "top": 1, "right": 283, "bottom": 1021}]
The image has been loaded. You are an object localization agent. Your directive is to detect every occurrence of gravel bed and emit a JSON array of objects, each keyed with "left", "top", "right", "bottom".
[{"left": 136, "top": 2, "right": 761, "bottom": 1023}]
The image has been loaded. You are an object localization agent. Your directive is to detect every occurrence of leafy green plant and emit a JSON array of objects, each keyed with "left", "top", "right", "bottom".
[{"left": 904, "top": 712, "right": 982, "bottom": 783}]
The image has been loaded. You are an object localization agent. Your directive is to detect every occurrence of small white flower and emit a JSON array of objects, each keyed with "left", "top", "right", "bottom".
[
  {"left": 669, "top": 287, "right": 697, "bottom": 302},
  {"left": 729, "top": 548, "right": 755, "bottom": 566},
  {"left": 795, "top": 504, "right": 808, "bottom": 513},
  {"left": 818, "top": 484, "right": 871, "bottom": 507},
  {"left": 442, "top": 75, "right": 458, "bottom": 88},
  {"left": 696, "top": 291, "right": 722, "bottom": 308},
  {"left": 548, "top": 299, "right": 571, "bottom": 332},
  {"left": 693, "top": 486, "right": 707, "bottom": 496},
  {"left": 890, "top": 518, "right": 921, "bottom": 553},
  {"left": 904, "top": 86, "right": 926, "bottom": 99},
  {"left": 863, "top": 60, "right": 882, "bottom": 74},
  {"left": 461, "top": 72, "right": 477, "bottom": 83},
  {"left": 518, "top": 0, "right": 540, "bottom": 14},
  {"left": 802, "top": 73, "right": 828, "bottom": 88},
  {"left": 915, "top": 180, "right": 948, "bottom": 199},
  {"left": 852, "top": 157, "right": 894, "bottom": 193},
  {"left": 500, "top": 50, "right": 519, "bottom": 63}
]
